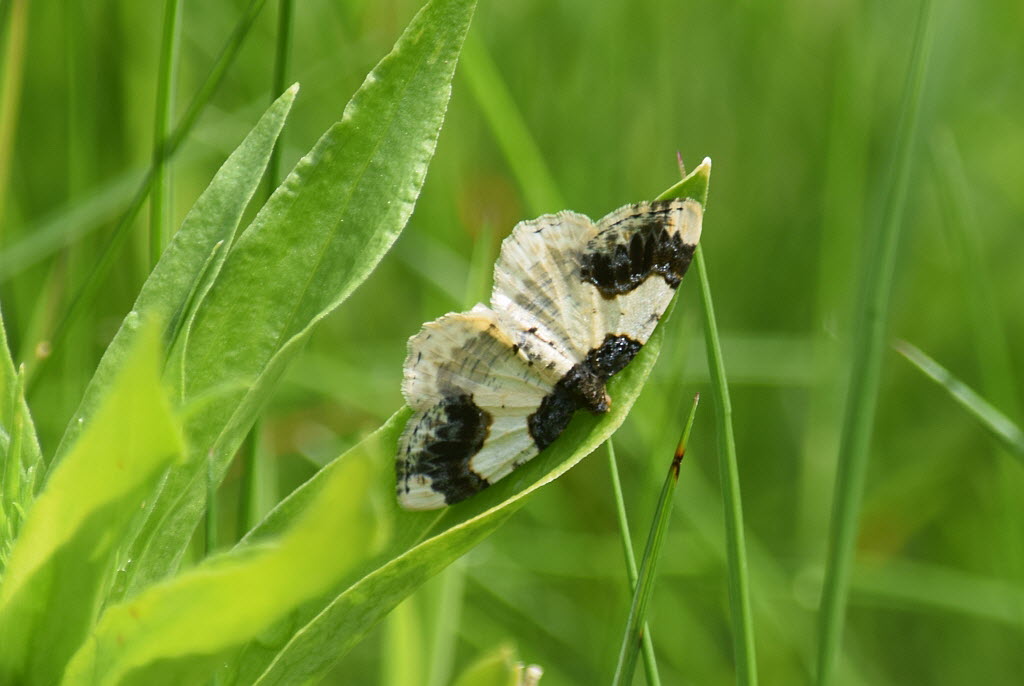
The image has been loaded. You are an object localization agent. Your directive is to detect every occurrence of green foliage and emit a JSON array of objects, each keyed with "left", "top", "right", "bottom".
[
  {"left": 0, "top": 308, "right": 43, "bottom": 566},
  {"left": 0, "top": 320, "right": 184, "bottom": 684},
  {"left": 0, "top": 0, "right": 479, "bottom": 681},
  {"left": 115, "top": 0, "right": 477, "bottom": 601},
  {"left": 1, "top": 0, "right": 1023, "bottom": 684}
]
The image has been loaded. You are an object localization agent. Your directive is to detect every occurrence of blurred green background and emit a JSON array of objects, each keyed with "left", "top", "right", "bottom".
[{"left": 2, "top": 0, "right": 1022, "bottom": 683}]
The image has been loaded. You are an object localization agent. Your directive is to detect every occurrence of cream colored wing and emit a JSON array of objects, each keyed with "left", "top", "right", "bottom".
[
  {"left": 490, "top": 199, "right": 703, "bottom": 370},
  {"left": 398, "top": 306, "right": 558, "bottom": 509},
  {"left": 397, "top": 199, "right": 704, "bottom": 510}
]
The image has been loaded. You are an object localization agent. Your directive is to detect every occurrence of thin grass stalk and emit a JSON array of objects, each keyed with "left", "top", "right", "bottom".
[
  {"left": 149, "top": 0, "right": 183, "bottom": 268},
  {"left": 797, "top": 5, "right": 871, "bottom": 559},
  {"left": 27, "top": 0, "right": 270, "bottom": 392},
  {"left": 694, "top": 245, "right": 758, "bottom": 686},
  {"left": 267, "top": 0, "right": 293, "bottom": 191},
  {"left": 611, "top": 394, "right": 699, "bottom": 686},
  {"left": 0, "top": 0, "right": 26, "bottom": 229},
  {"left": 814, "top": 3, "right": 936, "bottom": 684},
  {"left": 607, "top": 440, "right": 661, "bottom": 686},
  {"left": 235, "top": 424, "right": 260, "bottom": 538},
  {"left": 895, "top": 341, "right": 1024, "bottom": 458}
]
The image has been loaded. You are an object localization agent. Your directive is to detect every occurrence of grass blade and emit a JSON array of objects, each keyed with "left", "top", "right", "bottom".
[
  {"left": 29, "top": 0, "right": 271, "bottom": 389},
  {"left": 665, "top": 158, "right": 759, "bottom": 686},
  {"left": 267, "top": 0, "right": 294, "bottom": 192},
  {"left": 895, "top": 340, "right": 1024, "bottom": 458},
  {"left": 607, "top": 441, "right": 661, "bottom": 686},
  {"left": 851, "top": 556, "right": 1024, "bottom": 629},
  {"left": 612, "top": 394, "right": 699, "bottom": 686},
  {"left": 693, "top": 246, "right": 759, "bottom": 686},
  {"left": 814, "top": 2, "right": 937, "bottom": 683},
  {"left": 0, "top": 0, "right": 26, "bottom": 224},
  {"left": 149, "top": 0, "right": 183, "bottom": 267}
]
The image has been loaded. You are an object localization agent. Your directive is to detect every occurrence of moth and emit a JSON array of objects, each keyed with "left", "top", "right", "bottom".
[{"left": 396, "top": 196, "right": 703, "bottom": 509}]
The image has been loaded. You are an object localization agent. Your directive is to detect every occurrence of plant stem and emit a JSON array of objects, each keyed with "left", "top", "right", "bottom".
[
  {"left": 267, "top": 0, "right": 293, "bottom": 191},
  {"left": 607, "top": 440, "right": 662, "bottom": 686},
  {"left": 694, "top": 245, "right": 758, "bottom": 686},
  {"left": 26, "top": 0, "right": 271, "bottom": 392},
  {"left": 814, "top": 2, "right": 935, "bottom": 683},
  {"left": 611, "top": 394, "right": 699, "bottom": 686},
  {"left": 149, "top": 0, "right": 182, "bottom": 268}
]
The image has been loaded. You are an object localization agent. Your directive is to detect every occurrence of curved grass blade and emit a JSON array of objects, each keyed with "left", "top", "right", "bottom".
[
  {"left": 118, "top": 0, "right": 479, "bottom": 599},
  {"left": 0, "top": 320, "right": 185, "bottom": 686},
  {"left": 895, "top": 341, "right": 1024, "bottom": 459},
  {"left": 606, "top": 441, "right": 660, "bottom": 686},
  {"left": 612, "top": 394, "right": 699, "bottom": 686}
]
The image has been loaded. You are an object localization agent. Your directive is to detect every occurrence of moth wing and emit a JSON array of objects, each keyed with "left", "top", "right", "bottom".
[
  {"left": 579, "top": 198, "right": 703, "bottom": 346},
  {"left": 490, "top": 199, "right": 702, "bottom": 372},
  {"left": 397, "top": 306, "right": 552, "bottom": 510},
  {"left": 490, "top": 211, "right": 604, "bottom": 369}
]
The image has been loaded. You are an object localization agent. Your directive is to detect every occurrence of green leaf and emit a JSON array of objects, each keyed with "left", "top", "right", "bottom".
[
  {"left": 0, "top": 305, "right": 44, "bottom": 571},
  {"left": 658, "top": 156, "right": 711, "bottom": 205},
  {"left": 215, "top": 167, "right": 713, "bottom": 683},
  {"left": 0, "top": 319, "right": 185, "bottom": 686},
  {"left": 119, "top": 0, "right": 479, "bottom": 598},
  {"left": 52, "top": 86, "right": 298, "bottom": 471},
  {"left": 60, "top": 423, "right": 382, "bottom": 686}
]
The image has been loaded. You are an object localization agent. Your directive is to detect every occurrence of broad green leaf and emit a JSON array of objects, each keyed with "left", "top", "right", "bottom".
[
  {"left": 0, "top": 319, "right": 185, "bottom": 686},
  {"left": 0, "top": 305, "right": 44, "bottom": 571},
  {"left": 60, "top": 428, "right": 382, "bottom": 686},
  {"left": 216, "top": 160, "right": 713, "bottom": 684},
  {"left": 119, "top": 0, "right": 479, "bottom": 598}
]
